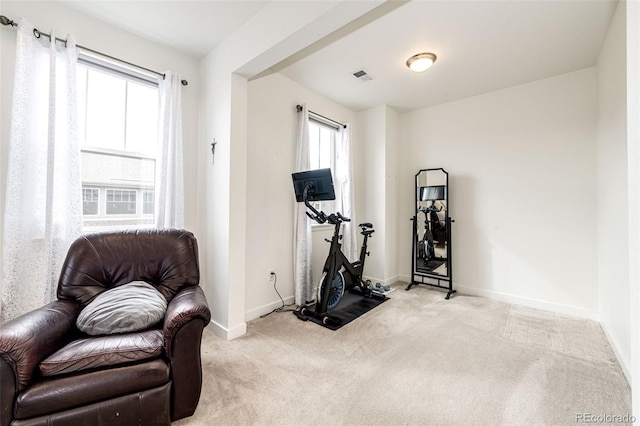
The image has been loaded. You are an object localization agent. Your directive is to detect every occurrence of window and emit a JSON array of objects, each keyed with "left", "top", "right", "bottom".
[
  {"left": 308, "top": 118, "right": 340, "bottom": 216},
  {"left": 106, "top": 189, "right": 137, "bottom": 215},
  {"left": 77, "top": 56, "right": 159, "bottom": 231},
  {"left": 82, "top": 188, "right": 99, "bottom": 215},
  {"left": 309, "top": 121, "right": 334, "bottom": 171},
  {"left": 143, "top": 190, "right": 155, "bottom": 215}
]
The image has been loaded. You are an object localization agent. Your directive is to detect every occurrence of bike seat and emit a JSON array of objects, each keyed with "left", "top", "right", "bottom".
[{"left": 359, "top": 222, "right": 373, "bottom": 229}]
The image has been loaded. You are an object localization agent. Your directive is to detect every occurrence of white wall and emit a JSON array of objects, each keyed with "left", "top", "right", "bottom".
[
  {"left": 355, "top": 106, "right": 400, "bottom": 285},
  {"left": 596, "top": 0, "right": 630, "bottom": 380},
  {"left": 245, "top": 72, "right": 357, "bottom": 319},
  {"left": 384, "top": 107, "right": 400, "bottom": 283},
  {"left": 399, "top": 68, "right": 599, "bottom": 318},
  {"left": 198, "top": 48, "right": 247, "bottom": 340},
  {"left": 355, "top": 107, "right": 387, "bottom": 283},
  {"left": 626, "top": 0, "right": 640, "bottom": 414}
]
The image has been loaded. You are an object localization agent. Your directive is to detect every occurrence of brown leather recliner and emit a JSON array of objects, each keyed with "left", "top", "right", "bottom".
[{"left": 0, "top": 229, "right": 211, "bottom": 426}]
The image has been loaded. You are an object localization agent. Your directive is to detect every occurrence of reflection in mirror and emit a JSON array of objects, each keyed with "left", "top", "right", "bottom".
[
  {"left": 408, "top": 168, "right": 455, "bottom": 298},
  {"left": 415, "top": 170, "right": 448, "bottom": 277}
]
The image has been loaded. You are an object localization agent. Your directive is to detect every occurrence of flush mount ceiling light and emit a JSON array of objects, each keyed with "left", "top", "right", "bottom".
[{"left": 406, "top": 52, "right": 437, "bottom": 72}]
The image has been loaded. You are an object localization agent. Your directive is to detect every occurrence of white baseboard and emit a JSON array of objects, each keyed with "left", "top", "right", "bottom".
[
  {"left": 243, "top": 275, "right": 402, "bottom": 322},
  {"left": 208, "top": 319, "right": 247, "bottom": 341},
  {"left": 243, "top": 281, "right": 596, "bottom": 320},
  {"left": 600, "top": 321, "right": 631, "bottom": 385},
  {"left": 455, "top": 284, "right": 600, "bottom": 321},
  {"left": 362, "top": 275, "right": 401, "bottom": 286},
  {"left": 245, "top": 296, "right": 295, "bottom": 322}
]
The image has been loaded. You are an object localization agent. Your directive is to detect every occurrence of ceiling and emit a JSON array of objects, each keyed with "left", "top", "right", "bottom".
[
  {"left": 276, "top": 0, "right": 618, "bottom": 112},
  {"left": 61, "top": 0, "right": 618, "bottom": 113},
  {"left": 61, "top": 0, "right": 271, "bottom": 59}
]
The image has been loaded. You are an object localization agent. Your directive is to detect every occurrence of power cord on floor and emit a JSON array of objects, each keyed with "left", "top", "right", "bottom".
[{"left": 260, "top": 272, "right": 296, "bottom": 318}]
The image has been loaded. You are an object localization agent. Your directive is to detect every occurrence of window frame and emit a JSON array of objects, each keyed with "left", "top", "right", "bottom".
[
  {"left": 82, "top": 187, "right": 100, "bottom": 216},
  {"left": 77, "top": 52, "right": 160, "bottom": 232},
  {"left": 308, "top": 114, "right": 342, "bottom": 225},
  {"left": 142, "top": 189, "right": 155, "bottom": 215}
]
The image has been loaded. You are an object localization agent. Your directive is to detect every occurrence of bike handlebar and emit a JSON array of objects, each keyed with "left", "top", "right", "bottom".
[
  {"left": 306, "top": 211, "right": 326, "bottom": 224},
  {"left": 336, "top": 212, "right": 351, "bottom": 222},
  {"left": 302, "top": 184, "right": 352, "bottom": 225},
  {"left": 303, "top": 185, "right": 327, "bottom": 224}
]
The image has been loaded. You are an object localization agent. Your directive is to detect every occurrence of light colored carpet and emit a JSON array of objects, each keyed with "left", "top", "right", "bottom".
[
  {"left": 503, "top": 304, "right": 618, "bottom": 365},
  {"left": 175, "top": 282, "right": 631, "bottom": 425}
]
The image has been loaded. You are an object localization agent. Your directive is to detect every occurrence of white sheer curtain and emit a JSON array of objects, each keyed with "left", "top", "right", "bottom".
[
  {"left": 336, "top": 123, "right": 357, "bottom": 261},
  {"left": 293, "top": 104, "right": 314, "bottom": 306},
  {"left": 155, "top": 70, "right": 184, "bottom": 229},
  {"left": 1, "top": 19, "right": 82, "bottom": 323}
]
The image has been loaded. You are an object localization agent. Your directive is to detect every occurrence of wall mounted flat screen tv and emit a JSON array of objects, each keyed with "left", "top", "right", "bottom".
[{"left": 292, "top": 168, "right": 335, "bottom": 202}]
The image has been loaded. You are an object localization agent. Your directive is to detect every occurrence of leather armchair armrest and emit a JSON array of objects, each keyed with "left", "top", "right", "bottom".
[
  {"left": 0, "top": 300, "right": 81, "bottom": 392},
  {"left": 162, "top": 285, "right": 210, "bottom": 421},
  {"left": 162, "top": 285, "right": 210, "bottom": 356}
]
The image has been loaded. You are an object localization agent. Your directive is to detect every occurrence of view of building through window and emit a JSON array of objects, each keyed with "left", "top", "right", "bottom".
[
  {"left": 308, "top": 119, "right": 339, "bottom": 215},
  {"left": 76, "top": 62, "right": 159, "bottom": 231}
]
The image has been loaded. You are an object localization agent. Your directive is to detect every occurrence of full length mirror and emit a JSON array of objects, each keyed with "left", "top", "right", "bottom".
[
  {"left": 415, "top": 169, "right": 448, "bottom": 276},
  {"left": 408, "top": 168, "right": 455, "bottom": 299}
]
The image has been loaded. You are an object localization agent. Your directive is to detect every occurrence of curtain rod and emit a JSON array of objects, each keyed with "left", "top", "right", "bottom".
[
  {"left": 296, "top": 104, "right": 346, "bottom": 129},
  {"left": 0, "top": 15, "right": 188, "bottom": 86}
]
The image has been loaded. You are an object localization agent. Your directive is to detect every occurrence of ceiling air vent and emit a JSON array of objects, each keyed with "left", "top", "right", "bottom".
[{"left": 352, "top": 68, "right": 373, "bottom": 82}]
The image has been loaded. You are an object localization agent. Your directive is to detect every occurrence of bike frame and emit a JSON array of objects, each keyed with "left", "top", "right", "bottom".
[
  {"left": 315, "top": 220, "right": 371, "bottom": 314},
  {"left": 299, "top": 183, "right": 374, "bottom": 319}
]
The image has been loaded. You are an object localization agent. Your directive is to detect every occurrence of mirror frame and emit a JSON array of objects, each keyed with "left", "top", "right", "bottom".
[{"left": 407, "top": 168, "right": 456, "bottom": 299}]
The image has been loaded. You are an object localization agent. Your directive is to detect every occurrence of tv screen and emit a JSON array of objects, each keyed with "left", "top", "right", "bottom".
[
  {"left": 420, "top": 185, "right": 446, "bottom": 201},
  {"left": 292, "top": 168, "right": 336, "bottom": 202}
]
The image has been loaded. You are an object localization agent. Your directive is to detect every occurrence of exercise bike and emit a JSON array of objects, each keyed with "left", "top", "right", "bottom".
[
  {"left": 419, "top": 202, "right": 443, "bottom": 261},
  {"left": 291, "top": 168, "right": 380, "bottom": 326}
]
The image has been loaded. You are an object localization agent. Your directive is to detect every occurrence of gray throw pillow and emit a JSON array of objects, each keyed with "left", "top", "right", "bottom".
[{"left": 77, "top": 281, "right": 167, "bottom": 335}]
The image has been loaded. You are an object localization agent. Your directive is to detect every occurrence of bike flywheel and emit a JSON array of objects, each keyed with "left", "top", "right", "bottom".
[{"left": 317, "top": 271, "right": 345, "bottom": 311}]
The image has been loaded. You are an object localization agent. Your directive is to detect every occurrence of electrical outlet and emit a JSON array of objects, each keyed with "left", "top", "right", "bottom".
[{"left": 269, "top": 271, "right": 276, "bottom": 281}]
